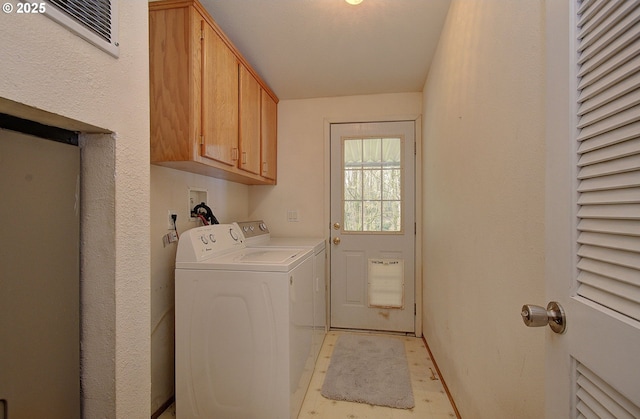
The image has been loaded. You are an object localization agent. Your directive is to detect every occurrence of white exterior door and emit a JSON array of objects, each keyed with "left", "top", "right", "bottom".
[
  {"left": 330, "top": 121, "right": 415, "bottom": 333},
  {"left": 545, "top": 1, "right": 640, "bottom": 417}
]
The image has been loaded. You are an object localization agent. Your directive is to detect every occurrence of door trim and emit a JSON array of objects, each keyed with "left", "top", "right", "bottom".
[{"left": 323, "top": 115, "right": 422, "bottom": 337}]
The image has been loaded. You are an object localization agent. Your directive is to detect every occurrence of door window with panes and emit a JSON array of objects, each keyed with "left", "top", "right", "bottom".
[{"left": 343, "top": 137, "right": 404, "bottom": 233}]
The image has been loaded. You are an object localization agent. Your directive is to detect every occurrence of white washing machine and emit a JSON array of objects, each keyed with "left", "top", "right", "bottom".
[
  {"left": 234, "top": 221, "right": 327, "bottom": 370},
  {"left": 175, "top": 223, "right": 314, "bottom": 419}
]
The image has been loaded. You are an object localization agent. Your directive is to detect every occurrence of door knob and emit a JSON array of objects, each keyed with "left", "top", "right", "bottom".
[
  {"left": 333, "top": 222, "right": 341, "bottom": 230},
  {"left": 333, "top": 237, "right": 341, "bottom": 245},
  {"left": 521, "top": 301, "right": 566, "bottom": 334}
]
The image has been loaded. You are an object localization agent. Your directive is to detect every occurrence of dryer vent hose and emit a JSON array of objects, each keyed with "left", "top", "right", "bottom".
[{"left": 191, "top": 202, "right": 219, "bottom": 225}]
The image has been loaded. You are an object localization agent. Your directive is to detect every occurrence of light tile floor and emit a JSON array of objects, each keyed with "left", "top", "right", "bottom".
[
  {"left": 298, "top": 330, "right": 457, "bottom": 419},
  {"left": 159, "top": 331, "right": 457, "bottom": 419}
]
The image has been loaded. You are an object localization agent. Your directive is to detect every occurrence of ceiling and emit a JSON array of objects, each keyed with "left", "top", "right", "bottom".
[{"left": 199, "top": 0, "right": 451, "bottom": 100}]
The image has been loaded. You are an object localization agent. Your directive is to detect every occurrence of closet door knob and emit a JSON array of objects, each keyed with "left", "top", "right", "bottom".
[{"left": 521, "top": 301, "right": 566, "bottom": 334}]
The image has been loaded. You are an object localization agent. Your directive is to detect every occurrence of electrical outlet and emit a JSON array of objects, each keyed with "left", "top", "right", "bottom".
[
  {"left": 287, "top": 209, "right": 299, "bottom": 222},
  {"left": 168, "top": 210, "right": 177, "bottom": 229}
]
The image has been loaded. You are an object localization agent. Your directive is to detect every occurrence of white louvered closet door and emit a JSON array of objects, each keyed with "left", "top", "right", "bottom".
[
  {"left": 576, "top": 0, "right": 640, "bottom": 328},
  {"left": 546, "top": 0, "right": 640, "bottom": 417}
]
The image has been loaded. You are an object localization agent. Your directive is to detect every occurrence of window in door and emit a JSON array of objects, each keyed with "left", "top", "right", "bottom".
[{"left": 343, "top": 137, "right": 404, "bottom": 233}]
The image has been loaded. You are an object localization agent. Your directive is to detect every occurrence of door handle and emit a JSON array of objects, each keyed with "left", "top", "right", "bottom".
[
  {"left": 333, "top": 237, "right": 341, "bottom": 245},
  {"left": 521, "top": 301, "right": 566, "bottom": 334}
]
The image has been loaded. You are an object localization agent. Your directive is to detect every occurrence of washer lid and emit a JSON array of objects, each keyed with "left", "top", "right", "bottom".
[{"left": 176, "top": 247, "right": 313, "bottom": 272}]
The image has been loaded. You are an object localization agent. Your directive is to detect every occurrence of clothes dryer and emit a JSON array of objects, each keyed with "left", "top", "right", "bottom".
[{"left": 234, "top": 220, "right": 327, "bottom": 368}]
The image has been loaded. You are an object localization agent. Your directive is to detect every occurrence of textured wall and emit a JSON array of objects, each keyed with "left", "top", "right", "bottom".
[
  {"left": 421, "top": 1, "right": 546, "bottom": 417},
  {"left": 0, "top": 3, "right": 151, "bottom": 418},
  {"left": 249, "top": 92, "right": 421, "bottom": 237}
]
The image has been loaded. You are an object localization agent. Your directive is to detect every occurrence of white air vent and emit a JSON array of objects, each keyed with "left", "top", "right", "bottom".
[{"left": 27, "top": 0, "right": 119, "bottom": 57}]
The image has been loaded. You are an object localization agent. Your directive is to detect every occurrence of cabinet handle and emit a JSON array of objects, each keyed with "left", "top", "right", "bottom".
[
  {"left": 232, "top": 148, "right": 238, "bottom": 161},
  {"left": 242, "top": 151, "right": 247, "bottom": 165},
  {"left": 262, "top": 161, "right": 268, "bottom": 173}
]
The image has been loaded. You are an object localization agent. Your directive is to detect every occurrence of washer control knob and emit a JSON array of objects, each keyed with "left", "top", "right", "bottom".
[
  {"left": 229, "top": 228, "right": 239, "bottom": 241},
  {"left": 209, "top": 234, "right": 216, "bottom": 243},
  {"left": 200, "top": 235, "right": 208, "bottom": 245},
  {"left": 259, "top": 223, "right": 267, "bottom": 231}
]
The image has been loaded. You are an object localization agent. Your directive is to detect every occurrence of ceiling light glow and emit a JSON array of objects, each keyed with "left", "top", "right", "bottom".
[{"left": 345, "top": 0, "right": 363, "bottom": 5}]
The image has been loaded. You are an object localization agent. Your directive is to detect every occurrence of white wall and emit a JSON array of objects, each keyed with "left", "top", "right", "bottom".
[
  {"left": 249, "top": 93, "right": 422, "bottom": 237},
  {"left": 150, "top": 165, "right": 249, "bottom": 412},
  {"left": 0, "top": 4, "right": 150, "bottom": 418},
  {"left": 421, "top": 1, "right": 546, "bottom": 418}
]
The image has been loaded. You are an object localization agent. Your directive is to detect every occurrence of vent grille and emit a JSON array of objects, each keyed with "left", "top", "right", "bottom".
[
  {"left": 30, "top": 0, "right": 119, "bottom": 57},
  {"left": 48, "top": 0, "right": 112, "bottom": 43}
]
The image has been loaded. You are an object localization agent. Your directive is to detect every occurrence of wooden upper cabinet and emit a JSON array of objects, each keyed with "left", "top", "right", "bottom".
[
  {"left": 239, "top": 65, "right": 261, "bottom": 175},
  {"left": 149, "top": 4, "right": 198, "bottom": 163},
  {"left": 261, "top": 91, "right": 277, "bottom": 181},
  {"left": 149, "top": 0, "right": 278, "bottom": 185},
  {"left": 201, "top": 23, "right": 239, "bottom": 167}
]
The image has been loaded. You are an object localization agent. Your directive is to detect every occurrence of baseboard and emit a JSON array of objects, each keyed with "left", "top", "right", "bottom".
[
  {"left": 329, "top": 327, "right": 414, "bottom": 336},
  {"left": 421, "top": 336, "right": 462, "bottom": 419},
  {"left": 151, "top": 396, "right": 174, "bottom": 419}
]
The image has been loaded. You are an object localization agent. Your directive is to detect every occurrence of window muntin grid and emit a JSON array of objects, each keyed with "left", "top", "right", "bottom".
[{"left": 342, "top": 136, "right": 403, "bottom": 233}]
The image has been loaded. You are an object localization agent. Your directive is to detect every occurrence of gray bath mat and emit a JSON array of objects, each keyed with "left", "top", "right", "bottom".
[{"left": 321, "top": 334, "right": 415, "bottom": 409}]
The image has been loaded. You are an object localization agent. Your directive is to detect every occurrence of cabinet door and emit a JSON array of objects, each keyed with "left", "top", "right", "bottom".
[
  {"left": 261, "top": 91, "right": 277, "bottom": 181},
  {"left": 201, "top": 21, "right": 238, "bottom": 166},
  {"left": 239, "top": 65, "right": 261, "bottom": 175},
  {"left": 150, "top": 5, "right": 199, "bottom": 163}
]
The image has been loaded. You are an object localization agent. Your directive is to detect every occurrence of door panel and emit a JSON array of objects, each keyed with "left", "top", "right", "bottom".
[
  {"left": 261, "top": 91, "right": 277, "bottom": 180},
  {"left": 0, "top": 129, "right": 80, "bottom": 419},
  {"left": 545, "top": 1, "right": 640, "bottom": 416},
  {"left": 344, "top": 251, "right": 366, "bottom": 304},
  {"left": 239, "top": 65, "right": 261, "bottom": 175},
  {"left": 330, "top": 121, "right": 415, "bottom": 333},
  {"left": 201, "top": 21, "right": 238, "bottom": 166}
]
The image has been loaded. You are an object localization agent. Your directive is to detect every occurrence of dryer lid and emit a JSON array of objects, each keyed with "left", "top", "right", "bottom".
[{"left": 230, "top": 248, "right": 304, "bottom": 264}]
